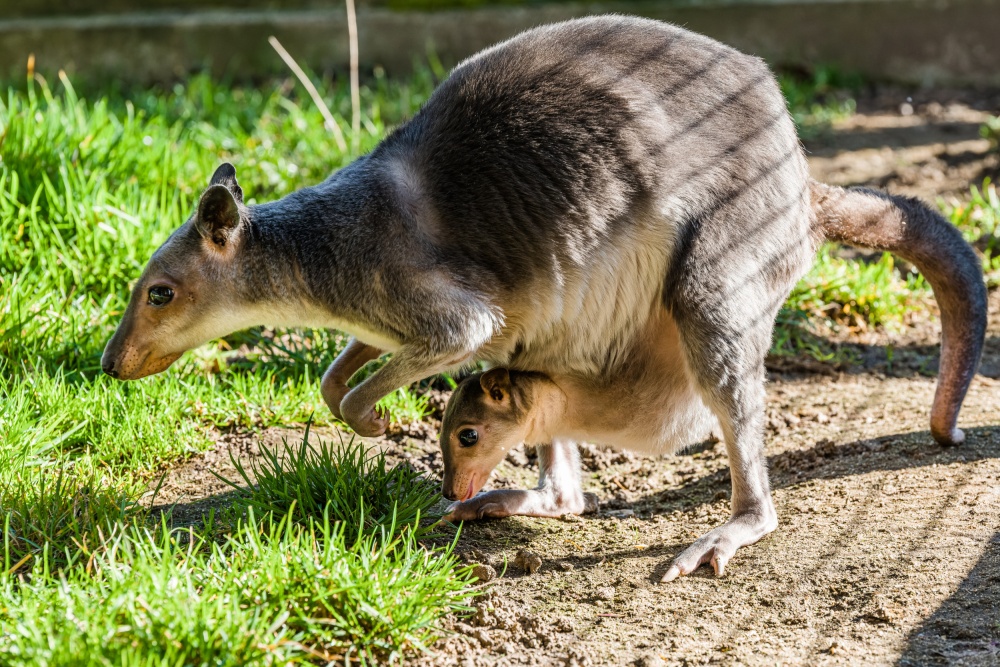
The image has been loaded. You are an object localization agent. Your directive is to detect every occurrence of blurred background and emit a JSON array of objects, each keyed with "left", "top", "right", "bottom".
[{"left": 2, "top": 0, "right": 999, "bottom": 86}]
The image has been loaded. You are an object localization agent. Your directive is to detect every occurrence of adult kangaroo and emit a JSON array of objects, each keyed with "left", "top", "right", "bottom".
[{"left": 103, "top": 16, "right": 987, "bottom": 579}]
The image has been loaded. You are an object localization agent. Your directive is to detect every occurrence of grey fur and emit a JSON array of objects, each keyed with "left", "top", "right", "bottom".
[{"left": 103, "top": 16, "right": 987, "bottom": 578}]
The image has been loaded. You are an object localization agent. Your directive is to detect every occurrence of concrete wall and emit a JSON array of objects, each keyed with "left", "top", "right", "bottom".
[{"left": 2, "top": 0, "right": 998, "bottom": 86}]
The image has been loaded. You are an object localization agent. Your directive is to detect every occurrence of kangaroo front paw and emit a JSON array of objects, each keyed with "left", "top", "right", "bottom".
[
  {"left": 660, "top": 510, "right": 777, "bottom": 582},
  {"left": 320, "top": 379, "right": 351, "bottom": 421},
  {"left": 341, "top": 404, "right": 389, "bottom": 437}
]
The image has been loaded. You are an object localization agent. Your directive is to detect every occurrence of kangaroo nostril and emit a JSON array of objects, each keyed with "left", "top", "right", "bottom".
[
  {"left": 102, "top": 362, "right": 119, "bottom": 378},
  {"left": 443, "top": 490, "right": 457, "bottom": 502}
]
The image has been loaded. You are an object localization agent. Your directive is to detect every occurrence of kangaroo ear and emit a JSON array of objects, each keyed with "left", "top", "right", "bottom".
[
  {"left": 480, "top": 368, "right": 512, "bottom": 403},
  {"left": 196, "top": 184, "right": 241, "bottom": 248},
  {"left": 208, "top": 162, "right": 243, "bottom": 204}
]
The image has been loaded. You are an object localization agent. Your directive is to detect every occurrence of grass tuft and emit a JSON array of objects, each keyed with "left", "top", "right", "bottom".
[
  {"left": 787, "top": 245, "right": 929, "bottom": 331},
  {"left": 1, "top": 466, "right": 147, "bottom": 575},
  {"left": 942, "top": 179, "right": 1000, "bottom": 287},
  {"left": 769, "top": 307, "right": 856, "bottom": 365},
  {"left": 0, "top": 511, "right": 475, "bottom": 666},
  {"left": 771, "top": 244, "right": 931, "bottom": 363},
  {"left": 219, "top": 429, "right": 442, "bottom": 542}
]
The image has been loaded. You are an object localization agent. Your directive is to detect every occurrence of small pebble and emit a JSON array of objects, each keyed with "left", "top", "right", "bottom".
[
  {"left": 471, "top": 563, "right": 497, "bottom": 582},
  {"left": 515, "top": 549, "right": 543, "bottom": 574},
  {"left": 558, "top": 561, "right": 575, "bottom": 572},
  {"left": 636, "top": 654, "right": 666, "bottom": 667},
  {"left": 596, "top": 585, "right": 616, "bottom": 601}
]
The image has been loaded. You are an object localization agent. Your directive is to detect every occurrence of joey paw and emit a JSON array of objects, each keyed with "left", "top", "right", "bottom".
[{"left": 444, "top": 494, "right": 515, "bottom": 522}]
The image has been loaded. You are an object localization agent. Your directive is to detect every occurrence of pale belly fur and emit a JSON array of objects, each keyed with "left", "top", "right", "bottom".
[
  {"left": 552, "top": 307, "right": 719, "bottom": 456},
  {"left": 480, "top": 203, "right": 684, "bottom": 378}
]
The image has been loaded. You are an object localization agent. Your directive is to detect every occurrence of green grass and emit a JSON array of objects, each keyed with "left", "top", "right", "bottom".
[
  {"left": 770, "top": 246, "right": 931, "bottom": 364},
  {"left": 220, "top": 432, "right": 441, "bottom": 542},
  {"left": 2, "top": 465, "right": 147, "bottom": 574},
  {"left": 1, "top": 512, "right": 474, "bottom": 666},
  {"left": 982, "top": 115, "right": 1000, "bottom": 149},
  {"left": 0, "top": 60, "right": 995, "bottom": 663},
  {"left": 778, "top": 66, "right": 860, "bottom": 139},
  {"left": 0, "top": 67, "right": 468, "bottom": 663},
  {"left": 1, "top": 435, "right": 473, "bottom": 663},
  {"left": 943, "top": 178, "right": 1000, "bottom": 287},
  {"left": 787, "top": 247, "right": 929, "bottom": 330}
]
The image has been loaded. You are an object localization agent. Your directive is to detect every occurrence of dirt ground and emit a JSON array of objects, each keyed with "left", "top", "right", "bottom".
[
  {"left": 148, "top": 91, "right": 1000, "bottom": 666},
  {"left": 806, "top": 87, "right": 999, "bottom": 202}
]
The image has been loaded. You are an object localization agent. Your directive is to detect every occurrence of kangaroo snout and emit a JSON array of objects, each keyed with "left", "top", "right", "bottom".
[
  {"left": 441, "top": 473, "right": 460, "bottom": 502},
  {"left": 441, "top": 471, "right": 476, "bottom": 503},
  {"left": 101, "top": 359, "right": 119, "bottom": 378},
  {"left": 101, "top": 336, "right": 127, "bottom": 381},
  {"left": 100, "top": 329, "right": 183, "bottom": 381}
]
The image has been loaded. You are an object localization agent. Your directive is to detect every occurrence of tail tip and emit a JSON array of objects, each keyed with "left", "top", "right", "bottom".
[{"left": 931, "top": 425, "right": 965, "bottom": 447}]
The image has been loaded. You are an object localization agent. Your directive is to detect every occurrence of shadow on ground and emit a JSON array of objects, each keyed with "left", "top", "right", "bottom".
[
  {"left": 636, "top": 425, "right": 1000, "bottom": 516},
  {"left": 769, "top": 336, "right": 1000, "bottom": 381},
  {"left": 898, "top": 531, "right": 1000, "bottom": 666}
]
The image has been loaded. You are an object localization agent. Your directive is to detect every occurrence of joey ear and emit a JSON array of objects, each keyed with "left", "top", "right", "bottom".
[
  {"left": 208, "top": 162, "right": 243, "bottom": 204},
  {"left": 480, "top": 368, "right": 512, "bottom": 403},
  {"left": 196, "top": 184, "right": 241, "bottom": 248}
]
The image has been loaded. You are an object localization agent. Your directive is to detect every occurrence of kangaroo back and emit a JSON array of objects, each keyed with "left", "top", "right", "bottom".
[{"left": 809, "top": 180, "right": 987, "bottom": 445}]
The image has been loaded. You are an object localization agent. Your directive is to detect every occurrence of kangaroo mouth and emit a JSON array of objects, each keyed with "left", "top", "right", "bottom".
[
  {"left": 462, "top": 474, "right": 478, "bottom": 502},
  {"left": 134, "top": 351, "right": 183, "bottom": 379},
  {"left": 108, "top": 348, "right": 183, "bottom": 380}
]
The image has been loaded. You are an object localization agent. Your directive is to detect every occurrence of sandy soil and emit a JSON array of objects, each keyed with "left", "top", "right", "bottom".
[
  {"left": 805, "top": 90, "right": 999, "bottom": 202},
  {"left": 146, "top": 95, "right": 1000, "bottom": 666}
]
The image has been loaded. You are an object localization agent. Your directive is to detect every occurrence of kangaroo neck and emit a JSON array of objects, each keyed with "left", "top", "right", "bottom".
[{"left": 241, "top": 157, "right": 388, "bottom": 320}]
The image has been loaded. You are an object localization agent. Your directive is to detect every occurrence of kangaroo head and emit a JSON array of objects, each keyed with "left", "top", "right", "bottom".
[
  {"left": 102, "top": 163, "right": 253, "bottom": 380},
  {"left": 440, "top": 368, "right": 540, "bottom": 502}
]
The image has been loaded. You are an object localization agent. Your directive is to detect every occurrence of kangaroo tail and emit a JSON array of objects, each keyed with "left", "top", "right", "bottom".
[{"left": 809, "top": 180, "right": 987, "bottom": 445}]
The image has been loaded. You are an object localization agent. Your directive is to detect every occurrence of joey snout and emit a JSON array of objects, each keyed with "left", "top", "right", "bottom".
[{"left": 441, "top": 469, "right": 481, "bottom": 503}]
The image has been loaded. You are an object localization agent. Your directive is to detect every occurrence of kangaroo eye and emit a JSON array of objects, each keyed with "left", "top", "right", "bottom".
[
  {"left": 458, "top": 428, "right": 479, "bottom": 447},
  {"left": 147, "top": 286, "right": 174, "bottom": 307}
]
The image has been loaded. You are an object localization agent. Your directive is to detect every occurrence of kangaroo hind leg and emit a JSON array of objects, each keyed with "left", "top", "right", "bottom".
[{"left": 663, "top": 280, "right": 782, "bottom": 581}]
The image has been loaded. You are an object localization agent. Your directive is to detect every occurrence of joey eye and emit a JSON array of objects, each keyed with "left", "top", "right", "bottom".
[
  {"left": 147, "top": 285, "right": 174, "bottom": 307},
  {"left": 458, "top": 428, "right": 479, "bottom": 447}
]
